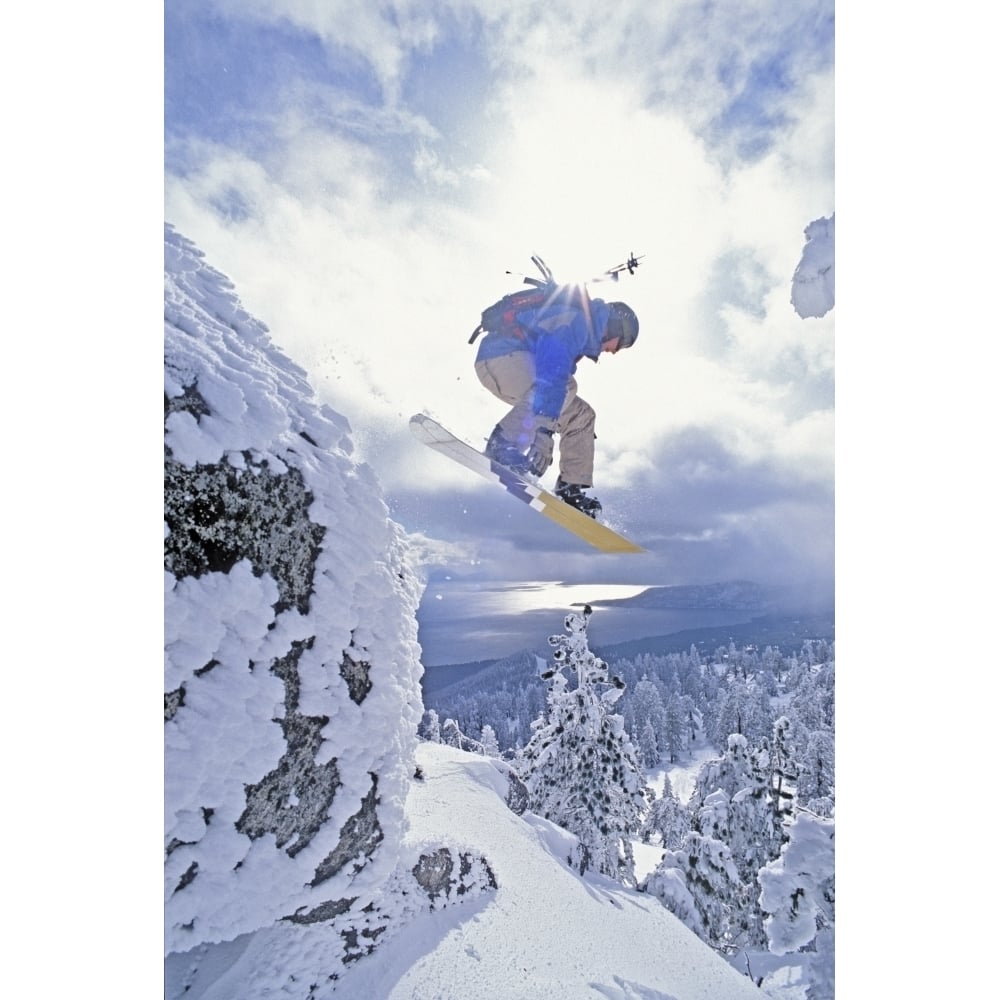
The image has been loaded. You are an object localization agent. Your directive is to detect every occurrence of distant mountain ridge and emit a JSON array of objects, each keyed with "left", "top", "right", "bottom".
[
  {"left": 421, "top": 649, "right": 543, "bottom": 698},
  {"left": 591, "top": 609, "right": 835, "bottom": 663},
  {"left": 421, "top": 581, "right": 834, "bottom": 702},
  {"left": 581, "top": 580, "right": 831, "bottom": 613},
  {"left": 422, "top": 608, "right": 835, "bottom": 704}
]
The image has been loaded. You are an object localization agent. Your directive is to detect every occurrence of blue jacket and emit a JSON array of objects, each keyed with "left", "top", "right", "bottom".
[{"left": 475, "top": 296, "right": 612, "bottom": 420}]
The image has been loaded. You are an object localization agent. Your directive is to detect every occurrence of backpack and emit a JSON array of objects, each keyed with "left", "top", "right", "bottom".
[
  {"left": 468, "top": 255, "right": 588, "bottom": 345},
  {"left": 468, "top": 252, "right": 643, "bottom": 343},
  {"left": 468, "top": 284, "right": 559, "bottom": 345}
]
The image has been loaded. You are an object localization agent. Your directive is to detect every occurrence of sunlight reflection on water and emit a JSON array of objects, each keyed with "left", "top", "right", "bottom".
[
  {"left": 416, "top": 580, "right": 753, "bottom": 666},
  {"left": 444, "top": 581, "right": 649, "bottom": 614}
]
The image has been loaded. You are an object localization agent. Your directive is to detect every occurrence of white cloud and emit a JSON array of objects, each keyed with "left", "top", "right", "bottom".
[
  {"left": 165, "top": 0, "right": 834, "bottom": 587},
  {"left": 207, "top": 0, "right": 442, "bottom": 102}
]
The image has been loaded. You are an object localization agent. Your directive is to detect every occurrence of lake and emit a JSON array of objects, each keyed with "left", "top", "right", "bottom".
[{"left": 416, "top": 580, "right": 760, "bottom": 666}]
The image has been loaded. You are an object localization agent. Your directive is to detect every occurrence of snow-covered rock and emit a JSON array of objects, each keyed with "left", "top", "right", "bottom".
[
  {"left": 791, "top": 214, "right": 835, "bottom": 318},
  {"left": 164, "top": 224, "right": 426, "bottom": 988}
]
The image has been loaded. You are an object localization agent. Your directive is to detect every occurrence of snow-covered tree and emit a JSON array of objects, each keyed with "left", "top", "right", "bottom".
[
  {"left": 761, "top": 644, "right": 781, "bottom": 673},
  {"left": 643, "top": 831, "right": 752, "bottom": 953},
  {"left": 789, "top": 673, "right": 827, "bottom": 733},
  {"left": 768, "top": 715, "right": 799, "bottom": 822},
  {"left": 441, "top": 717, "right": 463, "bottom": 748},
  {"left": 783, "top": 653, "right": 809, "bottom": 692},
  {"left": 690, "top": 733, "right": 756, "bottom": 811},
  {"left": 686, "top": 734, "right": 786, "bottom": 948},
  {"left": 758, "top": 812, "right": 835, "bottom": 1000},
  {"left": 704, "top": 738, "right": 783, "bottom": 867},
  {"left": 638, "top": 719, "right": 660, "bottom": 767},
  {"left": 701, "top": 662, "right": 721, "bottom": 705},
  {"left": 518, "top": 606, "right": 647, "bottom": 884},
  {"left": 479, "top": 724, "right": 501, "bottom": 758},
  {"left": 640, "top": 776, "right": 690, "bottom": 850},
  {"left": 753, "top": 684, "right": 775, "bottom": 746},
  {"left": 681, "top": 647, "right": 706, "bottom": 701},
  {"left": 419, "top": 708, "right": 442, "bottom": 743},
  {"left": 798, "top": 730, "right": 835, "bottom": 810},
  {"left": 442, "top": 717, "right": 488, "bottom": 754},
  {"left": 630, "top": 676, "right": 666, "bottom": 742},
  {"left": 712, "top": 676, "right": 759, "bottom": 749},
  {"left": 662, "top": 691, "right": 689, "bottom": 762}
]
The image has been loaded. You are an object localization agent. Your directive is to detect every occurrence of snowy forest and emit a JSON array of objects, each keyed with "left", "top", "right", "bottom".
[{"left": 421, "top": 609, "right": 835, "bottom": 991}]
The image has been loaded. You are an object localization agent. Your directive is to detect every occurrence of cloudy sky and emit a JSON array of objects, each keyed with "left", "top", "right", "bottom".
[{"left": 163, "top": 0, "right": 836, "bottom": 596}]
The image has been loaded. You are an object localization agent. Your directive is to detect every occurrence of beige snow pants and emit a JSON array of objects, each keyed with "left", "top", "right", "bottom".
[{"left": 475, "top": 351, "right": 596, "bottom": 486}]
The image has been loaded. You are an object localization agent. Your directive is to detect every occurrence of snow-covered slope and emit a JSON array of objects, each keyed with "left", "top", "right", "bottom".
[
  {"left": 164, "top": 224, "right": 425, "bottom": 987},
  {"left": 334, "top": 742, "right": 764, "bottom": 1000}
]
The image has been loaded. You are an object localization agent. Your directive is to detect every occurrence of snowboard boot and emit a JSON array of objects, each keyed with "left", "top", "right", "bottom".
[
  {"left": 555, "top": 478, "right": 602, "bottom": 519},
  {"left": 485, "top": 425, "right": 533, "bottom": 476}
]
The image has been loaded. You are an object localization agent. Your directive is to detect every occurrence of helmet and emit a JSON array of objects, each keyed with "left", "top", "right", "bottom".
[{"left": 604, "top": 302, "right": 639, "bottom": 348}]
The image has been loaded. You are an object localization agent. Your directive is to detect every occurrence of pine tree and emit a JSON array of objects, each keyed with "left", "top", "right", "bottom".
[
  {"left": 752, "top": 684, "right": 775, "bottom": 746},
  {"left": 517, "top": 606, "right": 648, "bottom": 884},
  {"left": 798, "top": 730, "right": 835, "bottom": 811},
  {"left": 662, "top": 691, "right": 688, "bottom": 762},
  {"left": 419, "top": 708, "right": 441, "bottom": 743},
  {"left": 701, "top": 737, "right": 784, "bottom": 867},
  {"left": 701, "top": 660, "right": 721, "bottom": 707},
  {"left": 643, "top": 831, "right": 752, "bottom": 953},
  {"left": 712, "top": 676, "right": 756, "bottom": 749},
  {"left": 769, "top": 715, "right": 799, "bottom": 823},
  {"left": 758, "top": 812, "right": 835, "bottom": 999},
  {"left": 686, "top": 734, "right": 785, "bottom": 948},
  {"left": 639, "top": 719, "right": 659, "bottom": 767},
  {"left": 630, "top": 676, "right": 666, "bottom": 745},
  {"left": 479, "top": 723, "right": 501, "bottom": 758},
  {"left": 640, "top": 775, "right": 690, "bottom": 849},
  {"left": 689, "top": 733, "right": 756, "bottom": 810},
  {"left": 504, "top": 714, "right": 525, "bottom": 750},
  {"left": 441, "top": 717, "right": 481, "bottom": 751},
  {"left": 784, "top": 653, "right": 809, "bottom": 692},
  {"left": 789, "top": 671, "right": 827, "bottom": 732}
]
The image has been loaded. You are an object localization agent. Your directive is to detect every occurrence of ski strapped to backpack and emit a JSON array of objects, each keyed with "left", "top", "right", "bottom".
[
  {"left": 469, "top": 257, "right": 580, "bottom": 345},
  {"left": 468, "top": 253, "right": 644, "bottom": 345}
]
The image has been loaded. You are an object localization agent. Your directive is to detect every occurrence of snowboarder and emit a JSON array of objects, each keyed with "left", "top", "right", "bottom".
[{"left": 474, "top": 294, "right": 639, "bottom": 518}]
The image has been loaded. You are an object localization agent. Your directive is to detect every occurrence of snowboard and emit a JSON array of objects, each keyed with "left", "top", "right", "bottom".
[{"left": 409, "top": 413, "right": 644, "bottom": 554}]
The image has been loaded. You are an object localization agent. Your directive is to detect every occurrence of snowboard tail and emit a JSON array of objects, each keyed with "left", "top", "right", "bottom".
[{"left": 409, "top": 414, "right": 644, "bottom": 554}]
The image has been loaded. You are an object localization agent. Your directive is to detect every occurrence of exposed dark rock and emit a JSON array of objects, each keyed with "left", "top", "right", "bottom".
[
  {"left": 164, "top": 446, "right": 325, "bottom": 615},
  {"left": 412, "top": 847, "right": 454, "bottom": 901},
  {"left": 505, "top": 770, "right": 529, "bottom": 816},
  {"left": 165, "top": 385, "right": 210, "bottom": 421},
  {"left": 311, "top": 777, "right": 382, "bottom": 887},
  {"left": 340, "top": 635, "right": 373, "bottom": 705},
  {"left": 412, "top": 847, "right": 497, "bottom": 905},
  {"left": 165, "top": 687, "right": 185, "bottom": 722},
  {"left": 165, "top": 838, "right": 189, "bottom": 857},
  {"left": 236, "top": 640, "right": 342, "bottom": 857},
  {"left": 285, "top": 898, "right": 354, "bottom": 926},
  {"left": 175, "top": 861, "right": 198, "bottom": 893},
  {"left": 271, "top": 637, "right": 311, "bottom": 712},
  {"left": 341, "top": 923, "right": 386, "bottom": 964}
]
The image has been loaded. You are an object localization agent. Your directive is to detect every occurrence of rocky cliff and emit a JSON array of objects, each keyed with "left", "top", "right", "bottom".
[{"left": 164, "top": 225, "right": 434, "bottom": 994}]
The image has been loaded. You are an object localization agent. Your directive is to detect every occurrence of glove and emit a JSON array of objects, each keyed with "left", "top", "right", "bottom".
[{"left": 526, "top": 426, "right": 555, "bottom": 476}]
